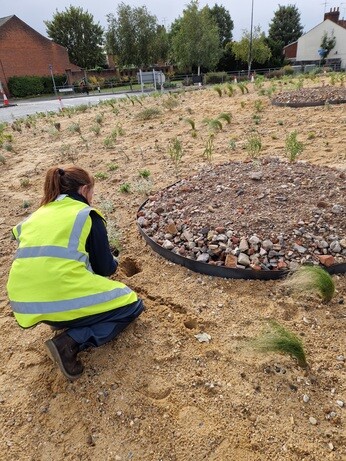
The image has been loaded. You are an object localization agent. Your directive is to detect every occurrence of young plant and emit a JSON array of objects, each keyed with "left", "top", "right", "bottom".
[
  {"left": 68, "top": 122, "right": 81, "bottom": 134},
  {"left": 136, "top": 108, "right": 161, "bottom": 121},
  {"left": 94, "top": 172, "right": 108, "bottom": 181},
  {"left": 246, "top": 132, "right": 262, "bottom": 159},
  {"left": 0, "top": 154, "right": 6, "bottom": 164},
  {"left": 254, "top": 100, "right": 264, "bottom": 112},
  {"left": 238, "top": 83, "right": 249, "bottom": 94},
  {"left": 203, "top": 118, "right": 223, "bottom": 132},
  {"left": 183, "top": 118, "right": 196, "bottom": 131},
  {"left": 119, "top": 182, "right": 131, "bottom": 193},
  {"left": 282, "top": 265, "right": 335, "bottom": 302},
  {"left": 213, "top": 86, "right": 223, "bottom": 97},
  {"left": 162, "top": 96, "right": 179, "bottom": 110},
  {"left": 203, "top": 134, "right": 215, "bottom": 162},
  {"left": 250, "top": 320, "right": 308, "bottom": 368},
  {"left": 91, "top": 124, "right": 101, "bottom": 136},
  {"left": 217, "top": 113, "right": 232, "bottom": 124},
  {"left": 107, "top": 163, "right": 119, "bottom": 171},
  {"left": 168, "top": 137, "right": 184, "bottom": 172},
  {"left": 226, "top": 83, "right": 235, "bottom": 97},
  {"left": 138, "top": 169, "right": 151, "bottom": 179},
  {"left": 285, "top": 130, "right": 304, "bottom": 162}
]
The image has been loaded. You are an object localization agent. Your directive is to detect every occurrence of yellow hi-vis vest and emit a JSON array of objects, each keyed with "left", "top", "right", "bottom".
[{"left": 7, "top": 196, "right": 137, "bottom": 328}]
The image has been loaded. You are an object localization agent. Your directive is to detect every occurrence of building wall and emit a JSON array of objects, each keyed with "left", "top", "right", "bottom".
[
  {"left": 296, "top": 19, "right": 346, "bottom": 68},
  {"left": 0, "top": 16, "right": 80, "bottom": 95}
]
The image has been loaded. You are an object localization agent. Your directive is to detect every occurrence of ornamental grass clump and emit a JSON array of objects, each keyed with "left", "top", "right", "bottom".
[
  {"left": 251, "top": 320, "right": 308, "bottom": 368},
  {"left": 283, "top": 265, "right": 335, "bottom": 302}
]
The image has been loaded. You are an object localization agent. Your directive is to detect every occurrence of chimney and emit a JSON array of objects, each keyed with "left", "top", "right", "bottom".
[{"left": 324, "top": 6, "right": 340, "bottom": 23}]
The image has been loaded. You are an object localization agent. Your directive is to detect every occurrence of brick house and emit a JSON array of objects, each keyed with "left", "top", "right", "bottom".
[
  {"left": 283, "top": 7, "right": 346, "bottom": 70},
  {"left": 0, "top": 15, "right": 81, "bottom": 96}
]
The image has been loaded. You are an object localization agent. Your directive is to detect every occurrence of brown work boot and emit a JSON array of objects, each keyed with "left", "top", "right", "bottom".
[{"left": 45, "top": 332, "right": 84, "bottom": 381}]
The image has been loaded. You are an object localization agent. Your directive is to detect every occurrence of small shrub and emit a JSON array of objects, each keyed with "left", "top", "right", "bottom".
[
  {"left": 68, "top": 122, "right": 81, "bottom": 134},
  {"left": 282, "top": 265, "right": 335, "bottom": 302},
  {"left": 138, "top": 169, "right": 151, "bottom": 178},
  {"left": 205, "top": 72, "right": 228, "bottom": 84},
  {"left": 252, "top": 114, "right": 261, "bottom": 125},
  {"left": 95, "top": 113, "right": 104, "bottom": 125},
  {"left": 20, "top": 178, "right": 31, "bottom": 188},
  {"left": 136, "top": 108, "right": 161, "bottom": 121},
  {"left": 168, "top": 137, "right": 184, "bottom": 171},
  {"left": 94, "top": 172, "right": 108, "bottom": 181},
  {"left": 246, "top": 132, "right": 262, "bottom": 158},
  {"left": 91, "top": 124, "right": 101, "bottom": 136},
  {"left": 282, "top": 65, "right": 294, "bottom": 75},
  {"left": 162, "top": 96, "right": 179, "bottom": 110},
  {"left": 250, "top": 320, "right": 308, "bottom": 368},
  {"left": 254, "top": 100, "right": 264, "bottom": 112},
  {"left": 107, "top": 163, "right": 119, "bottom": 171},
  {"left": 285, "top": 130, "right": 304, "bottom": 162},
  {"left": 119, "top": 182, "right": 131, "bottom": 193},
  {"left": 228, "top": 139, "right": 236, "bottom": 150}
]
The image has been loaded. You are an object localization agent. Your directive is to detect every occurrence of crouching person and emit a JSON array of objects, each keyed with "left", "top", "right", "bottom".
[{"left": 7, "top": 165, "right": 144, "bottom": 380}]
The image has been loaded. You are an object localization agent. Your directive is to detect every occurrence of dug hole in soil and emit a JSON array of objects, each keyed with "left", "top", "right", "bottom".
[{"left": 0, "top": 80, "right": 345, "bottom": 461}]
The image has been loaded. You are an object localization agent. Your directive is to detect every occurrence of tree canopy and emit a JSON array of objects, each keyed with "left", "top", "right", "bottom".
[
  {"left": 45, "top": 6, "right": 105, "bottom": 69},
  {"left": 267, "top": 5, "right": 303, "bottom": 65},
  {"left": 106, "top": 3, "right": 166, "bottom": 68},
  {"left": 231, "top": 26, "right": 271, "bottom": 74},
  {"left": 208, "top": 4, "right": 234, "bottom": 47},
  {"left": 171, "top": 0, "right": 221, "bottom": 73}
]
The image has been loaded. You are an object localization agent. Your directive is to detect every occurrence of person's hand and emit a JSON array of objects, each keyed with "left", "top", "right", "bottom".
[{"left": 110, "top": 246, "right": 119, "bottom": 257}]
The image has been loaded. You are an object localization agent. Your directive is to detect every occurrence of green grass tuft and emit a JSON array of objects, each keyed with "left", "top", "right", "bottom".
[
  {"left": 283, "top": 265, "right": 335, "bottom": 302},
  {"left": 251, "top": 320, "right": 307, "bottom": 368}
]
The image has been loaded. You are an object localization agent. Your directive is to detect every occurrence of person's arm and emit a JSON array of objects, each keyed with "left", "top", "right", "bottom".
[{"left": 86, "top": 211, "right": 118, "bottom": 276}]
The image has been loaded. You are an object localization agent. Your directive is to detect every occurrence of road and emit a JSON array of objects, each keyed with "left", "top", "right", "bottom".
[{"left": 0, "top": 92, "right": 139, "bottom": 123}]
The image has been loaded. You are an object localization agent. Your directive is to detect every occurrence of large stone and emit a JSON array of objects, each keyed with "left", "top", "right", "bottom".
[
  {"left": 317, "top": 254, "right": 335, "bottom": 267},
  {"left": 225, "top": 254, "right": 237, "bottom": 268},
  {"left": 238, "top": 253, "right": 250, "bottom": 267}
]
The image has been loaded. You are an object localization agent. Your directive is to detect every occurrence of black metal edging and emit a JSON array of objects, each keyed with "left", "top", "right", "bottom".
[
  {"left": 271, "top": 99, "right": 346, "bottom": 108},
  {"left": 137, "top": 197, "right": 346, "bottom": 281}
]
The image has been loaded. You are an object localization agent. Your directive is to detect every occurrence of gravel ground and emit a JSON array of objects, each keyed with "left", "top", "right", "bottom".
[
  {"left": 272, "top": 85, "right": 346, "bottom": 106},
  {"left": 138, "top": 158, "right": 346, "bottom": 272}
]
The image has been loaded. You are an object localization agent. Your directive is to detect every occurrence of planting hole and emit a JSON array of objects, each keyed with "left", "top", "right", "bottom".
[
  {"left": 121, "top": 257, "right": 142, "bottom": 277},
  {"left": 184, "top": 319, "right": 198, "bottom": 330}
]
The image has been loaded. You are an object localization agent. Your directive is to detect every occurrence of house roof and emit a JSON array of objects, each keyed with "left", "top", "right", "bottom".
[{"left": 0, "top": 15, "right": 14, "bottom": 28}]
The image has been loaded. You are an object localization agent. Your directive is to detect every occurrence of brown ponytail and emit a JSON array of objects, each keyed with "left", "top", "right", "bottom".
[{"left": 40, "top": 165, "right": 94, "bottom": 205}]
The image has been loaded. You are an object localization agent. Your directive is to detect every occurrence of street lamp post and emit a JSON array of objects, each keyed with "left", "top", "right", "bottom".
[
  {"left": 48, "top": 64, "right": 57, "bottom": 95},
  {"left": 248, "top": 0, "right": 254, "bottom": 78}
]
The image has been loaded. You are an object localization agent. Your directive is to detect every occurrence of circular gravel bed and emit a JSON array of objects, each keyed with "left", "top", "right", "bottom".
[
  {"left": 272, "top": 85, "right": 346, "bottom": 107},
  {"left": 137, "top": 158, "right": 346, "bottom": 277}
]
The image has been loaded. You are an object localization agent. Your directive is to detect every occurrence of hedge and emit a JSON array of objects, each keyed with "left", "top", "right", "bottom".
[{"left": 8, "top": 75, "right": 66, "bottom": 97}]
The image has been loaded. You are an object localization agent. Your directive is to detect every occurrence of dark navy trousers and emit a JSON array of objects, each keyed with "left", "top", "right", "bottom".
[{"left": 45, "top": 299, "right": 144, "bottom": 351}]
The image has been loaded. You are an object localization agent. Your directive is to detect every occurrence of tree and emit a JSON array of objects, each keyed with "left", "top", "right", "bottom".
[
  {"left": 231, "top": 26, "right": 271, "bottom": 74},
  {"left": 45, "top": 6, "right": 105, "bottom": 69},
  {"left": 209, "top": 4, "right": 234, "bottom": 47},
  {"left": 267, "top": 5, "right": 303, "bottom": 65},
  {"left": 171, "top": 0, "right": 221, "bottom": 74},
  {"left": 106, "top": 3, "right": 161, "bottom": 68},
  {"left": 319, "top": 32, "right": 336, "bottom": 65}
]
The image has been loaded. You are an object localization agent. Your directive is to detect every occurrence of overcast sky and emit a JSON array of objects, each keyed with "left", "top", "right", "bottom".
[{"left": 2, "top": 1, "right": 345, "bottom": 40}]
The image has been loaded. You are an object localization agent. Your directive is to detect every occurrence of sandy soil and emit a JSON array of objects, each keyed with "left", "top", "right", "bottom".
[{"left": 0, "top": 75, "right": 345, "bottom": 461}]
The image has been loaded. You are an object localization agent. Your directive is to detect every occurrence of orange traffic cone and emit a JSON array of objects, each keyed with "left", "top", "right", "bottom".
[{"left": 3, "top": 92, "right": 9, "bottom": 106}]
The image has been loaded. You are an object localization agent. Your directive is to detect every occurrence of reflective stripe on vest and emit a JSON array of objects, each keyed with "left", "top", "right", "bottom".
[
  {"left": 11, "top": 285, "right": 133, "bottom": 314},
  {"left": 14, "top": 206, "right": 94, "bottom": 271}
]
